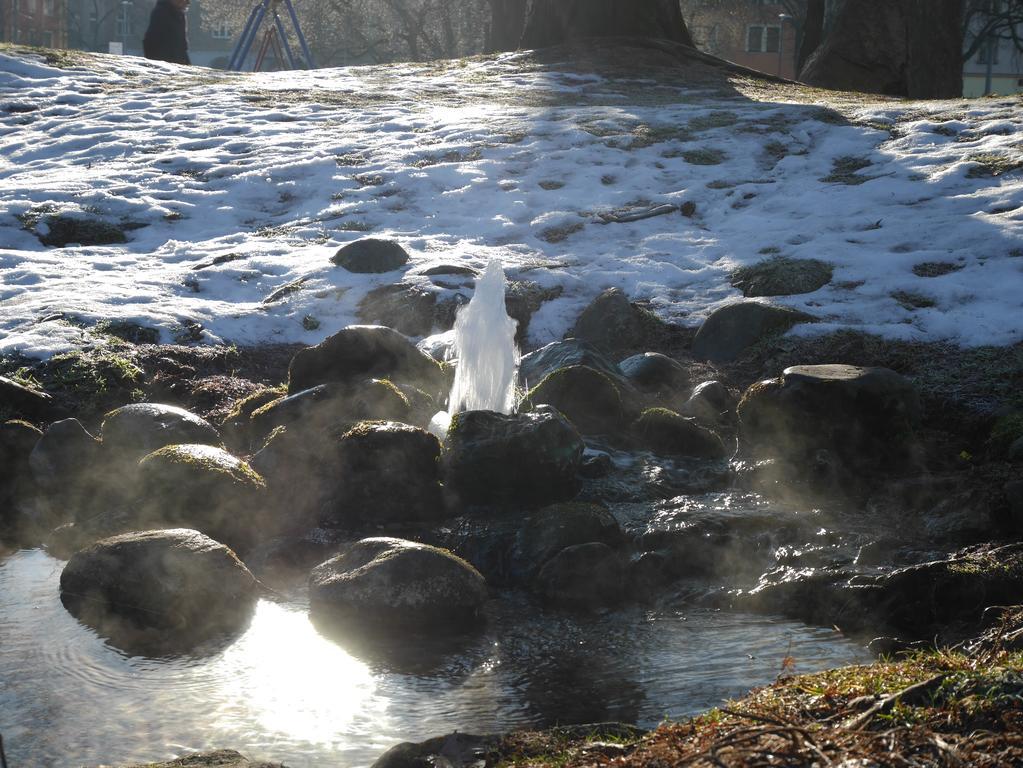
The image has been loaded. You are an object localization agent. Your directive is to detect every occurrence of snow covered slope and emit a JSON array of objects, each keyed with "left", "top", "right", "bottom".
[{"left": 1, "top": 45, "right": 1021, "bottom": 359}]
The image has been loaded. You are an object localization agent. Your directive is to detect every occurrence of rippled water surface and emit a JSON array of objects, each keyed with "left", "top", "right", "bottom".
[{"left": 0, "top": 548, "right": 869, "bottom": 767}]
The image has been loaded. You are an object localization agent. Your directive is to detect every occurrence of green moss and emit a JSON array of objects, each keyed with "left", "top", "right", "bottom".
[
  {"left": 222, "top": 386, "right": 286, "bottom": 425},
  {"left": 142, "top": 444, "right": 266, "bottom": 488}
]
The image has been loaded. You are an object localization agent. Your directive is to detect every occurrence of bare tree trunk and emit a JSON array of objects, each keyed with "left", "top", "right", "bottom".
[
  {"left": 797, "top": 0, "right": 824, "bottom": 75},
  {"left": 521, "top": 0, "right": 694, "bottom": 50},
  {"left": 487, "top": 0, "right": 526, "bottom": 52},
  {"left": 800, "top": 0, "right": 963, "bottom": 98},
  {"left": 906, "top": 0, "right": 963, "bottom": 98}
]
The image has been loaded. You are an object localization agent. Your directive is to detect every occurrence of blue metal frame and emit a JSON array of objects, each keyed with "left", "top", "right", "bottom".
[{"left": 228, "top": 0, "right": 315, "bottom": 71}]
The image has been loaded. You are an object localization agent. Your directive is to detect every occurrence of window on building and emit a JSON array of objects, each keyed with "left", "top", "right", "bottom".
[
  {"left": 43, "top": 0, "right": 55, "bottom": 14},
  {"left": 116, "top": 5, "right": 132, "bottom": 37},
  {"left": 211, "top": 21, "right": 231, "bottom": 39},
  {"left": 977, "top": 39, "right": 1000, "bottom": 65},
  {"left": 747, "top": 25, "right": 781, "bottom": 53}
]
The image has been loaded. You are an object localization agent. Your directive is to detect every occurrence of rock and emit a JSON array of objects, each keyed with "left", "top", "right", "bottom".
[
  {"left": 730, "top": 257, "right": 833, "bottom": 297},
  {"left": 249, "top": 426, "right": 336, "bottom": 532},
  {"left": 632, "top": 408, "right": 728, "bottom": 460},
  {"left": 136, "top": 444, "right": 268, "bottom": 552},
  {"left": 101, "top": 403, "right": 221, "bottom": 463},
  {"left": 535, "top": 542, "right": 625, "bottom": 609},
  {"left": 519, "top": 339, "right": 623, "bottom": 390},
  {"left": 618, "top": 352, "right": 688, "bottom": 394},
  {"left": 678, "top": 380, "right": 737, "bottom": 428},
  {"left": 250, "top": 380, "right": 410, "bottom": 439},
  {"left": 309, "top": 537, "right": 487, "bottom": 629},
  {"left": 0, "top": 375, "right": 55, "bottom": 421},
  {"left": 505, "top": 280, "right": 563, "bottom": 344},
  {"left": 579, "top": 450, "right": 613, "bottom": 479},
  {"left": 328, "top": 421, "right": 444, "bottom": 526},
  {"left": 511, "top": 501, "right": 623, "bottom": 584},
  {"left": 371, "top": 732, "right": 498, "bottom": 768},
  {"left": 0, "top": 420, "right": 42, "bottom": 535},
  {"left": 60, "top": 529, "right": 259, "bottom": 650},
  {"left": 29, "top": 418, "right": 103, "bottom": 526},
  {"left": 357, "top": 282, "right": 440, "bottom": 337},
  {"left": 419, "top": 264, "right": 478, "bottom": 277},
  {"left": 287, "top": 325, "right": 447, "bottom": 400},
  {"left": 738, "top": 364, "right": 921, "bottom": 476},
  {"left": 570, "top": 288, "right": 646, "bottom": 353},
  {"left": 744, "top": 543, "right": 1023, "bottom": 639},
  {"left": 691, "top": 302, "right": 816, "bottom": 362},
  {"left": 331, "top": 238, "right": 410, "bottom": 273},
  {"left": 444, "top": 406, "right": 584, "bottom": 508},
  {"left": 219, "top": 387, "right": 285, "bottom": 451},
  {"left": 109, "top": 750, "right": 284, "bottom": 768},
  {"left": 520, "top": 365, "right": 627, "bottom": 436},
  {"left": 1008, "top": 436, "right": 1023, "bottom": 462}
]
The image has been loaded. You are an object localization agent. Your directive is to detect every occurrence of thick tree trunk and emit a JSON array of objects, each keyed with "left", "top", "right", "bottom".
[
  {"left": 797, "top": 0, "right": 825, "bottom": 75},
  {"left": 487, "top": 0, "right": 528, "bottom": 52},
  {"left": 521, "top": 0, "right": 694, "bottom": 50},
  {"left": 800, "top": 0, "right": 963, "bottom": 98}
]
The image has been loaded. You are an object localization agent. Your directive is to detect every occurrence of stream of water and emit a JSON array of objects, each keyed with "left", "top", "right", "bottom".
[{"left": 0, "top": 547, "right": 869, "bottom": 768}]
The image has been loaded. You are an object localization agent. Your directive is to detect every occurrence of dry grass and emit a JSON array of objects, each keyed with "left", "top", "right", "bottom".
[{"left": 494, "top": 648, "right": 1023, "bottom": 768}]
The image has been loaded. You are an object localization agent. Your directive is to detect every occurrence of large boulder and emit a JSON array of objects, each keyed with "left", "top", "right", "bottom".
[
  {"left": 520, "top": 365, "right": 627, "bottom": 436},
  {"left": 738, "top": 364, "right": 921, "bottom": 475},
  {"left": 0, "top": 420, "right": 42, "bottom": 535},
  {"left": 358, "top": 282, "right": 439, "bottom": 337},
  {"left": 136, "top": 444, "right": 268, "bottom": 552},
  {"left": 287, "top": 325, "right": 447, "bottom": 400},
  {"left": 249, "top": 426, "right": 337, "bottom": 533},
  {"left": 730, "top": 257, "right": 833, "bottom": 297},
  {"left": 331, "top": 238, "right": 410, "bottom": 273},
  {"left": 519, "top": 339, "right": 623, "bottom": 390},
  {"left": 309, "top": 537, "right": 487, "bottom": 629},
  {"left": 101, "top": 403, "right": 221, "bottom": 463},
  {"left": 618, "top": 352, "right": 689, "bottom": 395},
  {"left": 535, "top": 542, "right": 625, "bottom": 609},
  {"left": 444, "top": 406, "right": 584, "bottom": 508},
  {"left": 510, "top": 502, "right": 623, "bottom": 584},
  {"left": 29, "top": 418, "right": 103, "bottom": 528},
  {"left": 632, "top": 408, "right": 728, "bottom": 460},
  {"left": 570, "top": 288, "right": 651, "bottom": 353},
  {"left": 250, "top": 380, "right": 410, "bottom": 439},
  {"left": 59, "top": 528, "right": 259, "bottom": 649},
  {"left": 677, "top": 380, "right": 737, "bottom": 430},
  {"left": 328, "top": 421, "right": 445, "bottom": 527},
  {"left": 0, "top": 375, "right": 55, "bottom": 421},
  {"left": 691, "top": 302, "right": 815, "bottom": 362}
]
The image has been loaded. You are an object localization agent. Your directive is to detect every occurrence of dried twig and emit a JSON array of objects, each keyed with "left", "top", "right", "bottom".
[
  {"left": 844, "top": 674, "right": 950, "bottom": 731},
  {"left": 597, "top": 204, "right": 677, "bottom": 224}
]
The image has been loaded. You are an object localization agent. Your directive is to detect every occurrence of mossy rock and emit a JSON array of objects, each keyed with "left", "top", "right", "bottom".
[
  {"left": 309, "top": 537, "right": 487, "bottom": 630},
  {"left": 632, "top": 408, "right": 727, "bottom": 460},
  {"left": 251, "top": 379, "right": 410, "bottom": 440},
  {"left": 692, "top": 301, "right": 816, "bottom": 363},
  {"left": 287, "top": 325, "right": 447, "bottom": 400},
  {"left": 534, "top": 542, "right": 625, "bottom": 609},
  {"left": 730, "top": 257, "right": 833, "bottom": 297},
  {"left": 136, "top": 444, "right": 268, "bottom": 553},
  {"left": 520, "top": 365, "right": 626, "bottom": 436},
  {"left": 444, "top": 406, "right": 584, "bottom": 508},
  {"left": 102, "top": 403, "right": 221, "bottom": 464},
  {"left": 59, "top": 528, "right": 259, "bottom": 653},
  {"left": 328, "top": 421, "right": 444, "bottom": 526},
  {"left": 510, "top": 501, "right": 623, "bottom": 584}
]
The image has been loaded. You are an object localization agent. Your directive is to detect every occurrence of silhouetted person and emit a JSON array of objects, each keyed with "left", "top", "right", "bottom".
[{"left": 143, "top": 0, "right": 191, "bottom": 65}]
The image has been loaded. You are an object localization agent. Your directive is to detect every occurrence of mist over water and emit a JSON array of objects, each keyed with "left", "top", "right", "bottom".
[{"left": 0, "top": 547, "right": 869, "bottom": 768}]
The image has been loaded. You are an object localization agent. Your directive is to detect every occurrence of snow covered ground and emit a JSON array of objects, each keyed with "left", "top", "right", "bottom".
[{"left": 1, "top": 46, "right": 1021, "bottom": 360}]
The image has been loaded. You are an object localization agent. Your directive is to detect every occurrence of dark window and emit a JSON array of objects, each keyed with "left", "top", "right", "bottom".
[
  {"left": 765, "top": 25, "right": 780, "bottom": 52},
  {"left": 747, "top": 25, "right": 763, "bottom": 52}
]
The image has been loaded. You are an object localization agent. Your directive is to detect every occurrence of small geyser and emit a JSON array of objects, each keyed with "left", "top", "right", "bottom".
[{"left": 429, "top": 260, "right": 520, "bottom": 439}]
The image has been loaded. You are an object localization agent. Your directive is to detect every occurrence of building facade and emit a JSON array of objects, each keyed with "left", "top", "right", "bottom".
[
  {"left": 963, "top": 22, "right": 1023, "bottom": 97},
  {"left": 1, "top": 0, "right": 68, "bottom": 48},
  {"left": 681, "top": 0, "right": 801, "bottom": 80}
]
